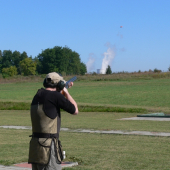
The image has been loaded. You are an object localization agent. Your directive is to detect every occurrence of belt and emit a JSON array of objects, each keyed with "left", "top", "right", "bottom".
[{"left": 30, "top": 132, "right": 59, "bottom": 138}]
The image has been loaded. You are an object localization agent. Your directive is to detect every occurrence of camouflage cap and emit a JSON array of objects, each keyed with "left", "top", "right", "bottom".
[{"left": 45, "top": 72, "right": 66, "bottom": 84}]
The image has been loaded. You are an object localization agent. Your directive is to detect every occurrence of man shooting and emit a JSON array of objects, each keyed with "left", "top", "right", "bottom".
[{"left": 28, "top": 72, "right": 78, "bottom": 170}]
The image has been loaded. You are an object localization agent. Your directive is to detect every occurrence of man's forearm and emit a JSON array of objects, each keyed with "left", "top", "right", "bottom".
[{"left": 65, "top": 92, "right": 78, "bottom": 115}]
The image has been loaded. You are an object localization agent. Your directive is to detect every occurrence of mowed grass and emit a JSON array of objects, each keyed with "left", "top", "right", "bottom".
[
  {"left": 61, "top": 132, "right": 170, "bottom": 170},
  {"left": 0, "top": 82, "right": 40, "bottom": 101},
  {"left": 73, "top": 79, "right": 170, "bottom": 108},
  {"left": 0, "top": 78, "right": 170, "bottom": 110},
  {"left": 0, "top": 128, "right": 30, "bottom": 166},
  {"left": 1, "top": 111, "right": 170, "bottom": 133},
  {"left": 0, "top": 128, "right": 170, "bottom": 170},
  {"left": 0, "top": 111, "right": 170, "bottom": 169},
  {"left": 0, "top": 78, "right": 170, "bottom": 169}
]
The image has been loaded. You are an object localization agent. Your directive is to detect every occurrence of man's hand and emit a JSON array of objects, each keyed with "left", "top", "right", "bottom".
[
  {"left": 60, "top": 82, "right": 73, "bottom": 95},
  {"left": 68, "top": 82, "right": 73, "bottom": 88}
]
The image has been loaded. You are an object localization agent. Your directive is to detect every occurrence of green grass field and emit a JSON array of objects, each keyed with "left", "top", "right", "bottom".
[
  {"left": 1, "top": 78, "right": 170, "bottom": 107},
  {"left": 1, "top": 128, "right": 170, "bottom": 170},
  {"left": 0, "top": 78, "right": 170, "bottom": 112},
  {"left": 0, "top": 77, "right": 170, "bottom": 169},
  {"left": 1, "top": 111, "right": 170, "bottom": 133},
  {"left": 0, "top": 111, "right": 170, "bottom": 169}
]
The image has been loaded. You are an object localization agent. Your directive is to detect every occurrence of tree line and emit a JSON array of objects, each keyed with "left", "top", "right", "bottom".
[{"left": 0, "top": 46, "right": 87, "bottom": 78}]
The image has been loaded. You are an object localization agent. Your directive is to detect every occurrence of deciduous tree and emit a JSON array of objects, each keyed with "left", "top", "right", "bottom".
[
  {"left": 37, "top": 46, "right": 86, "bottom": 75},
  {"left": 2, "top": 66, "right": 18, "bottom": 78},
  {"left": 19, "top": 58, "right": 37, "bottom": 76},
  {"left": 80, "top": 62, "right": 87, "bottom": 75}
]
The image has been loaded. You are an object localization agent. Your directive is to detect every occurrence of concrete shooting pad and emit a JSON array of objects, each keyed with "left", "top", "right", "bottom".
[
  {"left": 1, "top": 126, "right": 170, "bottom": 137},
  {"left": 15, "top": 162, "right": 78, "bottom": 169},
  {"left": 0, "top": 162, "right": 78, "bottom": 170}
]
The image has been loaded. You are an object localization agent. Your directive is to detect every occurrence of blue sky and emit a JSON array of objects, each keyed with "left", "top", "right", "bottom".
[{"left": 0, "top": 0, "right": 170, "bottom": 73}]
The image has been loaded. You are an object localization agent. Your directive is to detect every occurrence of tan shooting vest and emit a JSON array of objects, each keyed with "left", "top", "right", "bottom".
[{"left": 28, "top": 104, "right": 63, "bottom": 165}]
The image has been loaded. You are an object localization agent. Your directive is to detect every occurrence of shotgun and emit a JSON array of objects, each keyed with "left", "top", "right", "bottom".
[{"left": 60, "top": 76, "right": 77, "bottom": 95}]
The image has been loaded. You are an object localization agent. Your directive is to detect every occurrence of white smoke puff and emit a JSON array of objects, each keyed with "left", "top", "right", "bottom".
[
  {"left": 86, "top": 53, "right": 96, "bottom": 73},
  {"left": 101, "top": 43, "right": 115, "bottom": 74},
  {"left": 117, "top": 32, "right": 123, "bottom": 39},
  {"left": 120, "top": 47, "right": 126, "bottom": 52}
]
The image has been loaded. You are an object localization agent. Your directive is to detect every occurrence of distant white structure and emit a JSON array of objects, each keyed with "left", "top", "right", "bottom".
[{"left": 97, "top": 69, "right": 105, "bottom": 74}]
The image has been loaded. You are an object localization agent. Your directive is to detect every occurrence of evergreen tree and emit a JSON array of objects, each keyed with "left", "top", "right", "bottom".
[
  {"left": 1, "top": 50, "right": 13, "bottom": 70},
  {"left": 106, "top": 65, "right": 112, "bottom": 74}
]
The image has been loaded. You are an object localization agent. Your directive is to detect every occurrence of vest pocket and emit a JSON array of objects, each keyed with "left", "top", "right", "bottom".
[
  {"left": 28, "top": 137, "right": 52, "bottom": 165},
  {"left": 38, "top": 138, "right": 52, "bottom": 147}
]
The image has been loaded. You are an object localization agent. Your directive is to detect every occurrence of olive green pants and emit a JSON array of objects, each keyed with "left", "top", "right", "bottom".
[{"left": 32, "top": 141, "right": 62, "bottom": 170}]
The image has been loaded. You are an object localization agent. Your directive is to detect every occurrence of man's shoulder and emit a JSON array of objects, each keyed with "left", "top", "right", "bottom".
[{"left": 46, "top": 90, "right": 64, "bottom": 100}]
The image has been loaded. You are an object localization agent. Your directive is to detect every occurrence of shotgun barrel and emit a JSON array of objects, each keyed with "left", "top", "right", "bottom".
[
  {"left": 65, "top": 76, "right": 77, "bottom": 89},
  {"left": 60, "top": 76, "right": 77, "bottom": 95}
]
